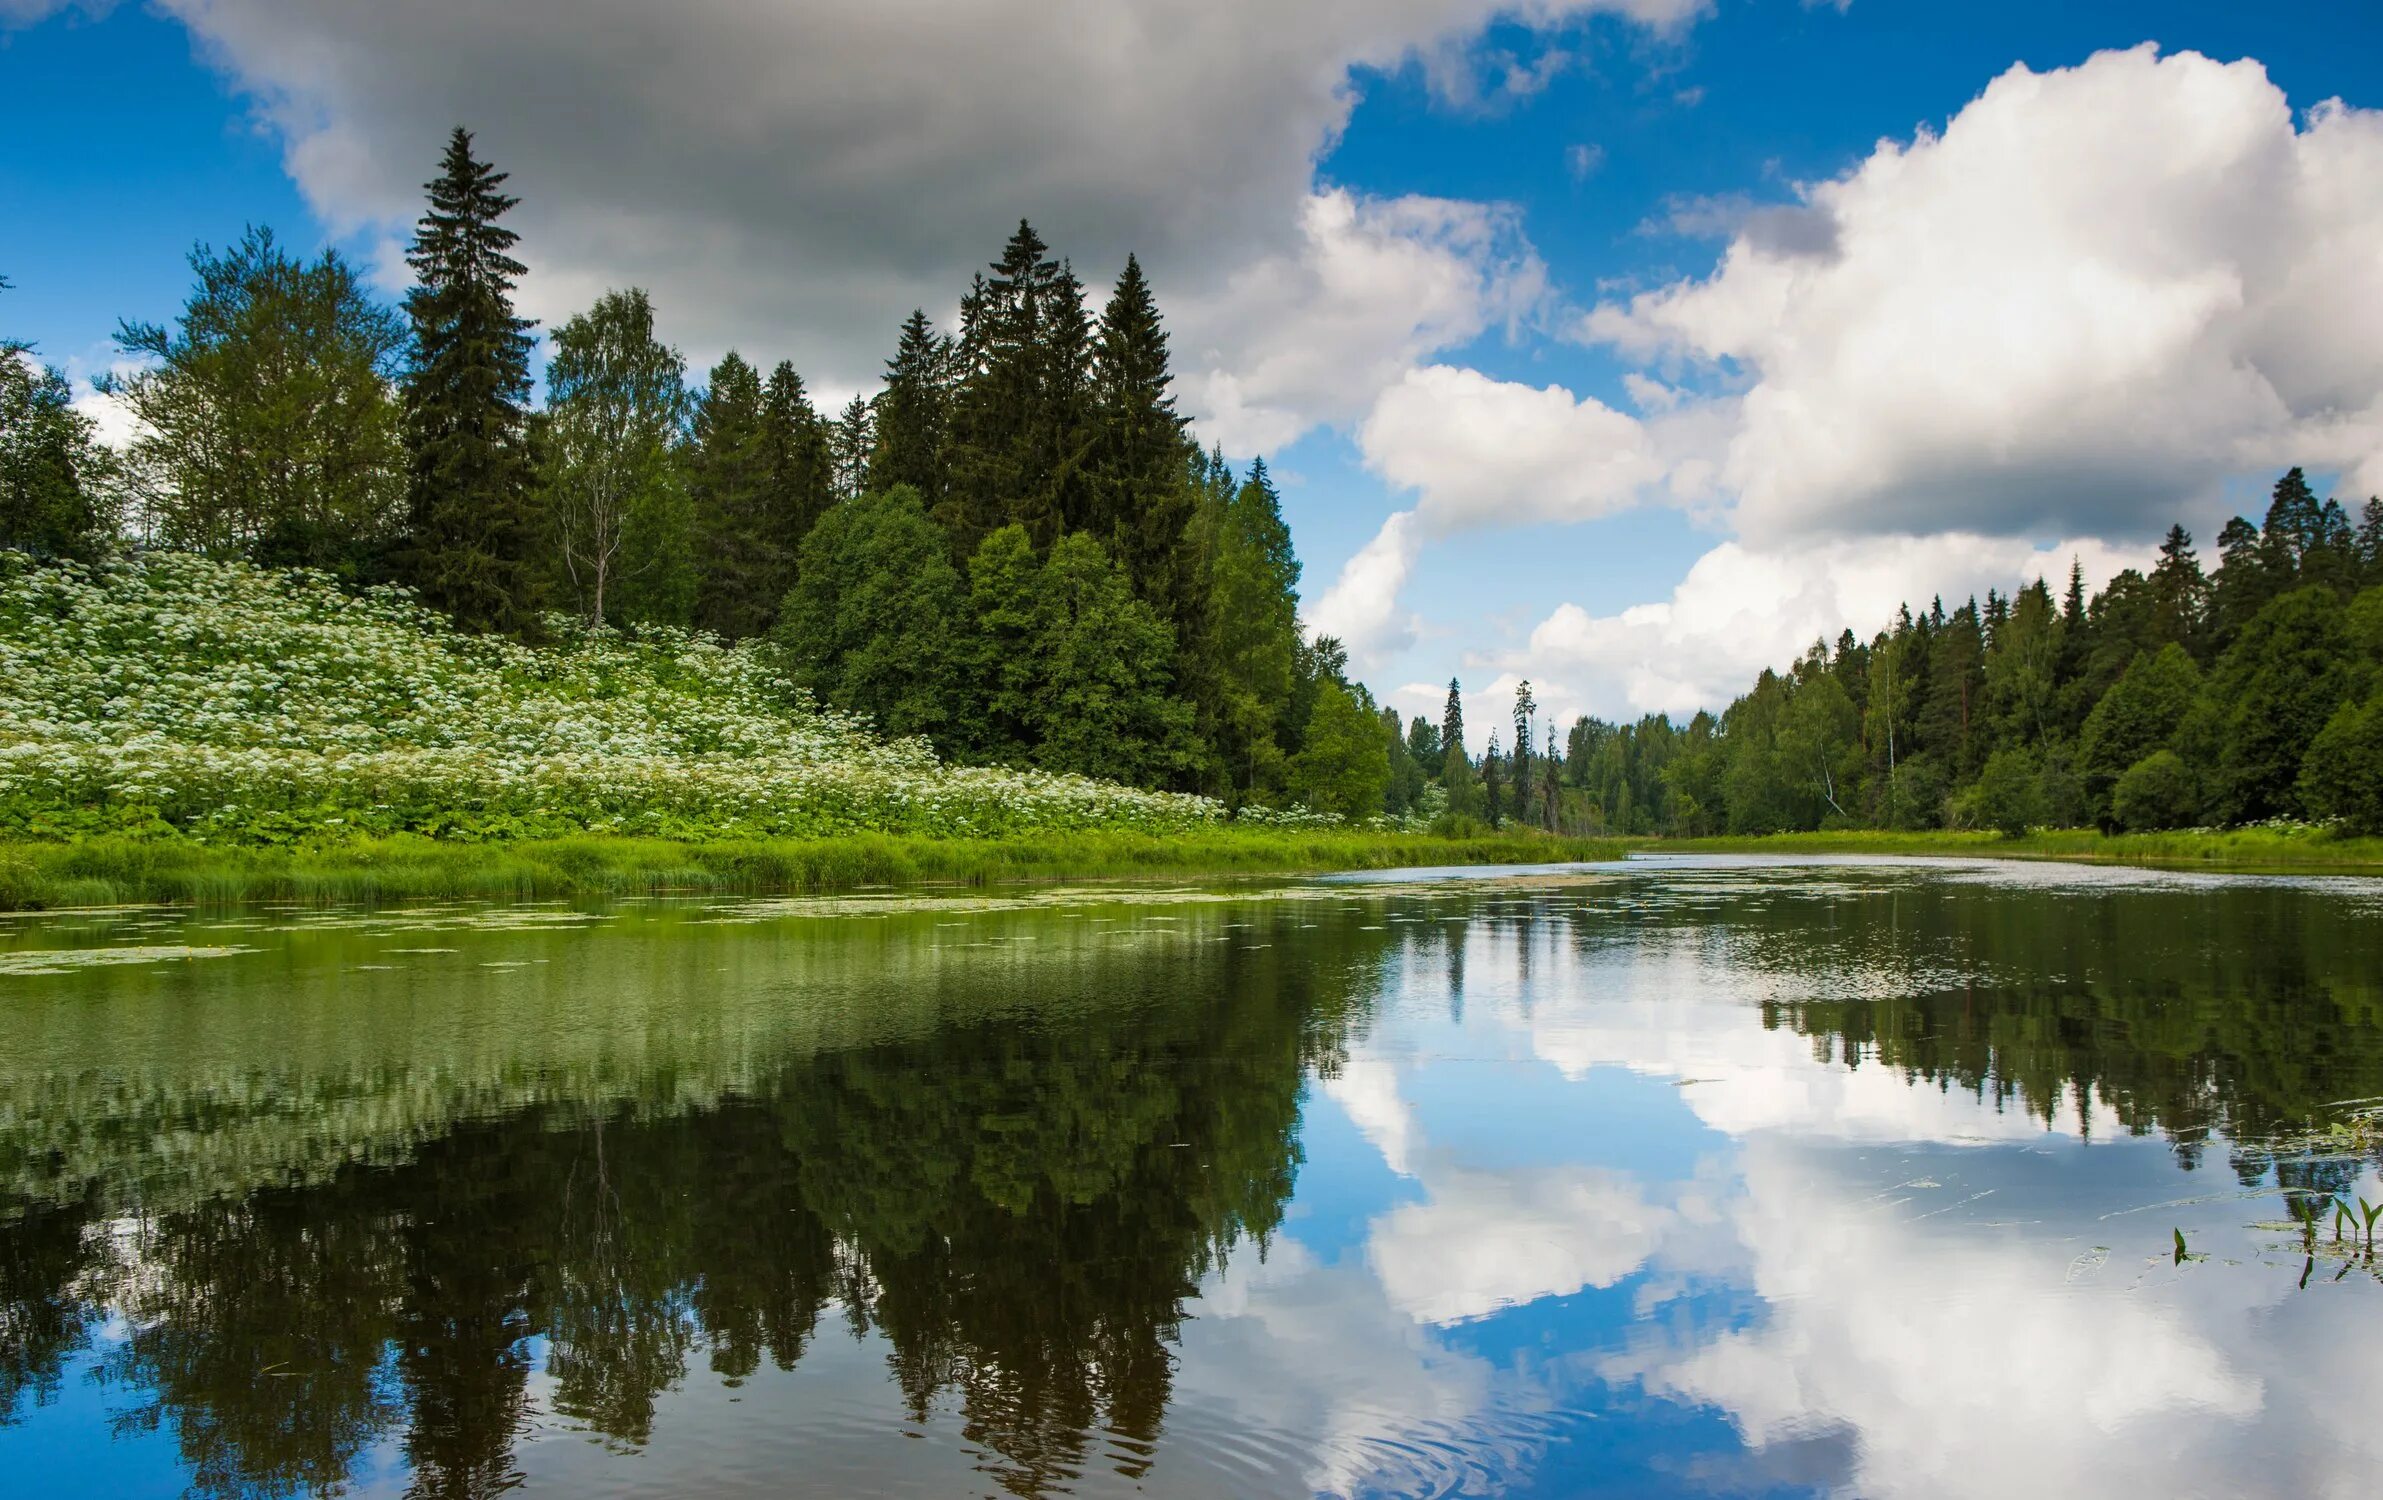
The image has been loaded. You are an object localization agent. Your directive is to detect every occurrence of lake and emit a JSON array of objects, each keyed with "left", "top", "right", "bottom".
[{"left": 1, "top": 854, "right": 2379, "bottom": 1499}]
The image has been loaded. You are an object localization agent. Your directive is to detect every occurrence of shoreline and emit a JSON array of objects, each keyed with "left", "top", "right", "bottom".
[
  {"left": 0, "top": 829, "right": 1627, "bottom": 912},
  {"left": 1639, "top": 827, "right": 2383, "bottom": 874}
]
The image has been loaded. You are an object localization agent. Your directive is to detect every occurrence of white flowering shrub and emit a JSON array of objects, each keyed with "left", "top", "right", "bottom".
[{"left": 0, "top": 553, "right": 1241, "bottom": 843}]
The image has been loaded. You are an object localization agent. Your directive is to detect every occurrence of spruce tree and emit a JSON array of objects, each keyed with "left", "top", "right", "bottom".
[
  {"left": 2357, "top": 498, "right": 2383, "bottom": 586},
  {"left": 760, "top": 361, "right": 831, "bottom": 605},
  {"left": 1484, "top": 733, "right": 1506, "bottom": 828},
  {"left": 942, "top": 221, "right": 1092, "bottom": 554},
  {"left": 1440, "top": 678, "right": 1476, "bottom": 814},
  {"left": 2148, "top": 524, "right": 2205, "bottom": 653},
  {"left": 1089, "top": 256, "right": 1195, "bottom": 620},
  {"left": 1511, "top": 680, "right": 1537, "bottom": 826},
  {"left": 828, "top": 396, "right": 875, "bottom": 502},
  {"left": 399, "top": 128, "right": 540, "bottom": 634},
  {"left": 685, "top": 352, "right": 773, "bottom": 638},
  {"left": 870, "top": 309, "right": 954, "bottom": 508}
]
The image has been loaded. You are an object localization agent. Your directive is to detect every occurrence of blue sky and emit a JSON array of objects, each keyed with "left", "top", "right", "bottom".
[{"left": 5, "top": 0, "right": 2380, "bottom": 730}]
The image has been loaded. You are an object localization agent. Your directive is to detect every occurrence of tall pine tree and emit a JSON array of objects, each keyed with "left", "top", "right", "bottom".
[{"left": 400, "top": 128, "right": 539, "bottom": 634}]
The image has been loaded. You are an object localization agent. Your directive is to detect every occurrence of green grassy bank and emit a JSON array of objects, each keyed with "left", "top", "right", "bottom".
[
  {"left": 0, "top": 829, "right": 1625, "bottom": 912},
  {"left": 1643, "top": 826, "right": 2383, "bottom": 873}
]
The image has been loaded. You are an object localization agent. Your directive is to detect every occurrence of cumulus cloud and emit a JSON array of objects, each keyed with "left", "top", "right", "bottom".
[
  {"left": 1178, "top": 193, "right": 1551, "bottom": 454},
  {"left": 1609, "top": 1136, "right": 2290, "bottom": 1500},
  {"left": 1513, "top": 531, "right": 2155, "bottom": 719},
  {"left": 1358, "top": 364, "right": 1666, "bottom": 528},
  {"left": 136, "top": 0, "right": 1670, "bottom": 428},
  {"left": 1311, "top": 509, "right": 1426, "bottom": 672},
  {"left": 1585, "top": 45, "right": 2383, "bottom": 540},
  {"left": 1370, "top": 1162, "right": 1672, "bottom": 1323}
]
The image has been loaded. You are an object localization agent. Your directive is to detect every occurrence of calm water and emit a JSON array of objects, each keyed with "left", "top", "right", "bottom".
[{"left": 2, "top": 854, "right": 2380, "bottom": 1499}]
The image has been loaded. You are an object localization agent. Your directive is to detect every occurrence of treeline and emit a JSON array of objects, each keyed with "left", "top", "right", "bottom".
[
  {"left": 0, "top": 129, "right": 1419, "bottom": 817},
  {"left": 1556, "top": 469, "right": 2383, "bottom": 837}
]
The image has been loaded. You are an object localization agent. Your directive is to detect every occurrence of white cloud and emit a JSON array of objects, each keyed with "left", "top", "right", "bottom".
[
  {"left": 136, "top": 0, "right": 1663, "bottom": 423},
  {"left": 1566, "top": 142, "right": 1606, "bottom": 180},
  {"left": 1609, "top": 1136, "right": 2286, "bottom": 1500},
  {"left": 1178, "top": 194, "right": 1550, "bottom": 454},
  {"left": 1370, "top": 1162, "right": 1672, "bottom": 1323},
  {"left": 1515, "top": 531, "right": 2154, "bottom": 720},
  {"left": 1357, "top": 364, "right": 1665, "bottom": 529},
  {"left": 1585, "top": 45, "right": 2383, "bottom": 541}
]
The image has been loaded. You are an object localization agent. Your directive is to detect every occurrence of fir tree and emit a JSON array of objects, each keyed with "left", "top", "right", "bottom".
[
  {"left": 828, "top": 395, "right": 875, "bottom": 503},
  {"left": 1483, "top": 733, "right": 1505, "bottom": 828},
  {"left": 942, "top": 221, "right": 1092, "bottom": 554},
  {"left": 2354, "top": 498, "right": 2383, "bottom": 585},
  {"left": 1088, "top": 255, "right": 1195, "bottom": 620},
  {"left": 1440, "top": 678, "right": 1476, "bottom": 813},
  {"left": 1511, "top": 680, "right": 1536, "bottom": 826},
  {"left": 685, "top": 352, "right": 774, "bottom": 639},
  {"left": 2149, "top": 524, "right": 2206, "bottom": 653},
  {"left": 870, "top": 309, "right": 953, "bottom": 508},
  {"left": 760, "top": 361, "right": 832, "bottom": 600},
  {"left": 399, "top": 128, "right": 539, "bottom": 634}
]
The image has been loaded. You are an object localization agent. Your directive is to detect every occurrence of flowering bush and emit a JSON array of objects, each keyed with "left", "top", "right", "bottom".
[{"left": 0, "top": 553, "right": 1240, "bottom": 843}]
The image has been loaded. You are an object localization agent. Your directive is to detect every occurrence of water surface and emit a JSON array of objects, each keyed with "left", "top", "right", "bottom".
[{"left": 2, "top": 855, "right": 2379, "bottom": 1498}]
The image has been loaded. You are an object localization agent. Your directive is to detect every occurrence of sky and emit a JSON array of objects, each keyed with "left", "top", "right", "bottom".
[{"left": 4, "top": 0, "right": 2381, "bottom": 736}]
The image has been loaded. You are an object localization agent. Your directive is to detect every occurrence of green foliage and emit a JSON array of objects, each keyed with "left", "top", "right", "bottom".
[
  {"left": 1, "top": 288, "right": 114, "bottom": 560},
  {"left": 540, "top": 288, "right": 691, "bottom": 627},
  {"left": 942, "top": 222, "right": 1092, "bottom": 554},
  {"left": 2113, "top": 749, "right": 2201, "bottom": 832},
  {"left": 398, "top": 129, "right": 541, "bottom": 634},
  {"left": 1024, "top": 533, "right": 1198, "bottom": 787},
  {"left": 1288, "top": 681, "right": 1390, "bottom": 820},
  {"left": 1187, "top": 460, "right": 1301, "bottom": 803},
  {"left": 776, "top": 486, "right": 963, "bottom": 746},
  {"left": 1958, "top": 747, "right": 2046, "bottom": 837},
  {"left": 2301, "top": 693, "right": 2383, "bottom": 834},
  {"left": 2204, "top": 586, "right": 2349, "bottom": 823},
  {"left": 1578, "top": 472, "right": 2373, "bottom": 841},
  {"left": 102, "top": 226, "right": 404, "bottom": 569},
  {"left": 869, "top": 308, "right": 955, "bottom": 509},
  {"left": 2078, "top": 643, "right": 2201, "bottom": 814},
  {"left": 1088, "top": 256, "right": 1197, "bottom": 622}
]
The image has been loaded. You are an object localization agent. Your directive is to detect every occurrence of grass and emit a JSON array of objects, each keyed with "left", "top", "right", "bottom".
[
  {"left": 1641, "top": 825, "right": 2383, "bottom": 873},
  {"left": 0, "top": 828, "right": 1625, "bottom": 912}
]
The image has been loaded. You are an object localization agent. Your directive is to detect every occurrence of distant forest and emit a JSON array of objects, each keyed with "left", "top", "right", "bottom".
[
  {"left": 5, "top": 129, "right": 2381, "bottom": 836},
  {"left": 1535, "top": 471, "right": 2383, "bottom": 837}
]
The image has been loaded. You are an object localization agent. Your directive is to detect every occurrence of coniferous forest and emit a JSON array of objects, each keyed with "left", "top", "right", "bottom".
[
  {"left": 1558, "top": 471, "right": 2383, "bottom": 839},
  {"left": 5, "top": 128, "right": 2382, "bottom": 845}
]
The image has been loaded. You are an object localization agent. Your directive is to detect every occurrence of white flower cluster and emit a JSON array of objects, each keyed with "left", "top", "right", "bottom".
[{"left": 0, "top": 553, "right": 1233, "bottom": 842}]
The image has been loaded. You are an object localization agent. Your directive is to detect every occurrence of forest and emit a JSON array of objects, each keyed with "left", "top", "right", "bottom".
[
  {"left": 0, "top": 127, "right": 1407, "bottom": 826},
  {"left": 1547, "top": 471, "right": 2383, "bottom": 838},
  {"left": 5, "top": 126, "right": 2381, "bottom": 843}
]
